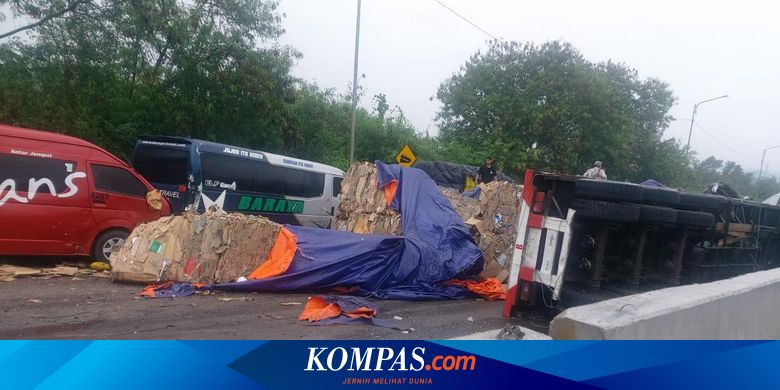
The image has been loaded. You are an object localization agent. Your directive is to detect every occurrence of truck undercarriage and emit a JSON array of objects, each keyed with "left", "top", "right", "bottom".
[{"left": 504, "top": 171, "right": 780, "bottom": 316}]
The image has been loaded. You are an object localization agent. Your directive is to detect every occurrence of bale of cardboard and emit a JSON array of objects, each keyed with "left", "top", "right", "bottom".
[
  {"left": 331, "top": 162, "right": 521, "bottom": 283},
  {"left": 110, "top": 208, "right": 281, "bottom": 284}
]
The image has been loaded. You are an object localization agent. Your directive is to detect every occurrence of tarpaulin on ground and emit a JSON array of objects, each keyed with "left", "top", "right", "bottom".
[
  {"left": 211, "top": 161, "right": 485, "bottom": 300},
  {"left": 298, "top": 295, "right": 408, "bottom": 330}
]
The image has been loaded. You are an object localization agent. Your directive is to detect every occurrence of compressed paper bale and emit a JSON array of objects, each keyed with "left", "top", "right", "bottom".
[
  {"left": 495, "top": 269, "right": 509, "bottom": 283},
  {"left": 214, "top": 214, "right": 281, "bottom": 283},
  {"left": 109, "top": 215, "right": 177, "bottom": 282},
  {"left": 331, "top": 162, "right": 521, "bottom": 280},
  {"left": 481, "top": 181, "right": 521, "bottom": 234},
  {"left": 111, "top": 209, "right": 281, "bottom": 284},
  {"left": 332, "top": 162, "right": 402, "bottom": 236},
  {"left": 440, "top": 187, "right": 481, "bottom": 222},
  {"left": 480, "top": 259, "right": 502, "bottom": 278}
]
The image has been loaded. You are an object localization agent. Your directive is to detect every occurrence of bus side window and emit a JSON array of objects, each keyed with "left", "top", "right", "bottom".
[
  {"left": 201, "top": 153, "right": 254, "bottom": 191},
  {"left": 255, "top": 164, "right": 324, "bottom": 198}
]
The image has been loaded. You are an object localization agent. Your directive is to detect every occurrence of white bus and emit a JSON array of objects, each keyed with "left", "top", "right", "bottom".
[{"left": 130, "top": 136, "right": 343, "bottom": 228}]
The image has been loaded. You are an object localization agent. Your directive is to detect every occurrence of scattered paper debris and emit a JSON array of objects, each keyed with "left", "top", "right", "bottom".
[
  {"left": 0, "top": 264, "right": 90, "bottom": 281},
  {"left": 467, "top": 316, "right": 474, "bottom": 322},
  {"left": 27, "top": 299, "right": 42, "bottom": 303},
  {"left": 217, "top": 297, "right": 254, "bottom": 302},
  {"left": 280, "top": 302, "right": 302, "bottom": 306},
  {"left": 393, "top": 315, "right": 403, "bottom": 320},
  {"left": 51, "top": 266, "right": 79, "bottom": 276}
]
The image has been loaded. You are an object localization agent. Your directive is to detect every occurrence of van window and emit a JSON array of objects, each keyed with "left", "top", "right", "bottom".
[
  {"left": 132, "top": 145, "right": 189, "bottom": 185},
  {"left": 201, "top": 153, "right": 325, "bottom": 198},
  {"left": 0, "top": 153, "right": 77, "bottom": 192},
  {"left": 333, "top": 177, "right": 343, "bottom": 197},
  {"left": 92, "top": 165, "right": 148, "bottom": 198}
]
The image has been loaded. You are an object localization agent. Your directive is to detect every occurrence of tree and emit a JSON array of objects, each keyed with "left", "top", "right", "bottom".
[
  {"left": 0, "top": 0, "right": 92, "bottom": 39},
  {"left": 0, "top": 0, "right": 296, "bottom": 158},
  {"left": 436, "top": 40, "right": 676, "bottom": 180}
]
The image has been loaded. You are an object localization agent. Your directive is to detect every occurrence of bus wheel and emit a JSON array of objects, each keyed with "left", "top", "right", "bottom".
[{"left": 93, "top": 230, "right": 128, "bottom": 263}]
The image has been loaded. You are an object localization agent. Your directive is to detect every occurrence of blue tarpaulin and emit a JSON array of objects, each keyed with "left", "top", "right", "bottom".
[{"left": 212, "top": 161, "right": 484, "bottom": 300}]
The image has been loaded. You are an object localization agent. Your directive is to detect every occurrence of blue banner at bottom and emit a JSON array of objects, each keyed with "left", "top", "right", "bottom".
[{"left": 1, "top": 340, "right": 779, "bottom": 389}]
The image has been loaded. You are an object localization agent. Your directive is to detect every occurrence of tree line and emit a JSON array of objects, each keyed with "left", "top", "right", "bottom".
[{"left": 1, "top": 0, "right": 777, "bottom": 199}]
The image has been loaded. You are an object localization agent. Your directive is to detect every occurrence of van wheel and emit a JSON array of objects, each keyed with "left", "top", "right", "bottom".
[{"left": 93, "top": 230, "right": 128, "bottom": 263}]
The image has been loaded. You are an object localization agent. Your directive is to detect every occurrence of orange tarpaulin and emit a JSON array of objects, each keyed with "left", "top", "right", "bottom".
[
  {"left": 383, "top": 180, "right": 398, "bottom": 206},
  {"left": 298, "top": 296, "right": 342, "bottom": 322},
  {"left": 298, "top": 295, "right": 378, "bottom": 322},
  {"left": 248, "top": 227, "right": 297, "bottom": 280},
  {"left": 446, "top": 278, "right": 506, "bottom": 300}
]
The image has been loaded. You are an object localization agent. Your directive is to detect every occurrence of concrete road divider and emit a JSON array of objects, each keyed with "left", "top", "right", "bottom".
[{"left": 550, "top": 268, "right": 780, "bottom": 339}]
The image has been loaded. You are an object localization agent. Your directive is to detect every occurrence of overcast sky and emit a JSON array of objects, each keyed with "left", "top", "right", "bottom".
[
  {"left": 276, "top": 0, "right": 780, "bottom": 173},
  {"left": 2, "top": 1, "right": 778, "bottom": 173}
]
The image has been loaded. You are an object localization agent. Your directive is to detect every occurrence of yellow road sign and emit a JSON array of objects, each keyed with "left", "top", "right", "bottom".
[{"left": 395, "top": 144, "right": 417, "bottom": 167}]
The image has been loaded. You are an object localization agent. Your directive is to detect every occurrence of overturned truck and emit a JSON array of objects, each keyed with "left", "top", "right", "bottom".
[{"left": 504, "top": 170, "right": 780, "bottom": 317}]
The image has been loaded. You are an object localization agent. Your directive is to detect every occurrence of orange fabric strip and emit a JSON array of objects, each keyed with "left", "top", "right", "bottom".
[
  {"left": 344, "top": 307, "right": 377, "bottom": 319},
  {"left": 383, "top": 180, "right": 398, "bottom": 206},
  {"left": 248, "top": 227, "right": 298, "bottom": 279},
  {"left": 446, "top": 278, "right": 507, "bottom": 300}
]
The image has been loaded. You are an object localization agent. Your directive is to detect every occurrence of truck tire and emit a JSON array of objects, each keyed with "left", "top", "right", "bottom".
[
  {"left": 631, "top": 204, "right": 677, "bottom": 224},
  {"left": 574, "top": 179, "right": 643, "bottom": 202},
  {"left": 92, "top": 230, "right": 128, "bottom": 263},
  {"left": 640, "top": 186, "right": 680, "bottom": 207},
  {"left": 678, "top": 192, "right": 727, "bottom": 211},
  {"left": 571, "top": 199, "right": 640, "bottom": 223},
  {"left": 676, "top": 210, "right": 716, "bottom": 228}
]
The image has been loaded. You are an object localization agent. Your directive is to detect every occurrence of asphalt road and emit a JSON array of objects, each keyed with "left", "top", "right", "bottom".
[{"left": 0, "top": 264, "right": 550, "bottom": 340}]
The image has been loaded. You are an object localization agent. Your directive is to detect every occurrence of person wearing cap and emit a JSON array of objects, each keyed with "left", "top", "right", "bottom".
[
  {"left": 476, "top": 157, "right": 497, "bottom": 184},
  {"left": 583, "top": 160, "right": 607, "bottom": 180}
]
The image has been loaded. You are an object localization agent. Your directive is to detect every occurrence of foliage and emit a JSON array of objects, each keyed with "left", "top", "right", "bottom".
[
  {"left": 436, "top": 40, "right": 676, "bottom": 180},
  {"left": 0, "top": 5, "right": 776, "bottom": 199},
  {"left": 0, "top": 0, "right": 296, "bottom": 160}
]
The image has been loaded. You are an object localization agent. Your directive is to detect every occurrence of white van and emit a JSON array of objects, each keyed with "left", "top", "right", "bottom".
[{"left": 130, "top": 136, "right": 343, "bottom": 228}]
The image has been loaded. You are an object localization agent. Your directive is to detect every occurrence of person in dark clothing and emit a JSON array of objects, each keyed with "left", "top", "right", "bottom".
[{"left": 476, "top": 157, "right": 497, "bottom": 184}]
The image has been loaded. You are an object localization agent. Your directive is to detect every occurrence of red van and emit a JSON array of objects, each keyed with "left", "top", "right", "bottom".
[{"left": 0, "top": 125, "right": 171, "bottom": 262}]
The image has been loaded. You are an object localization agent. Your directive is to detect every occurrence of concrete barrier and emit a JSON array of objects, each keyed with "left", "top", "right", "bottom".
[{"left": 549, "top": 267, "right": 780, "bottom": 339}]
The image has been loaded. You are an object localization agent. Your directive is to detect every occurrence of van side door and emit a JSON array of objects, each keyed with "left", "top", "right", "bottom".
[
  {"left": 87, "top": 163, "right": 158, "bottom": 233},
  {"left": 0, "top": 152, "right": 92, "bottom": 255}
]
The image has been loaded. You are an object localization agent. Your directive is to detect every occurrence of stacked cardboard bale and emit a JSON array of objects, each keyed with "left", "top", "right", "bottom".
[
  {"left": 440, "top": 187, "right": 481, "bottom": 222},
  {"left": 469, "top": 181, "right": 522, "bottom": 283},
  {"left": 332, "top": 162, "right": 521, "bottom": 283},
  {"left": 331, "top": 162, "right": 402, "bottom": 235},
  {"left": 110, "top": 209, "right": 281, "bottom": 284}
]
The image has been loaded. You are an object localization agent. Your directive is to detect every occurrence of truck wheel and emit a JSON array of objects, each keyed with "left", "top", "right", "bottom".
[
  {"left": 571, "top": 199, "right": 640, "bottom": 223},
  {"left": 678, "top": 192, "right": 727, "bottom": 211},
  {"left": 92, "top": 230, "right": 128, "bottom": 263},
  {"left": 640, "top": 186, "right": 680, "bottom": 207},
  {"left": 631, "top": 204, "right": 678, "bottom": 224},
  {"left": 574, "top": 179, "right": 643, "bottom": 202},
  {"left": 676, "top": 210, "right": 716, "bottom": 228}
]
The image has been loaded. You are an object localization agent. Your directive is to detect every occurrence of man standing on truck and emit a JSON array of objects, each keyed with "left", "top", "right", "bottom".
[
  {"left": 583, "top": 160, "right": 607, "bottom": 180},
  {"left": 476, "top": 157, "right": 497, "bottom": 184}
]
